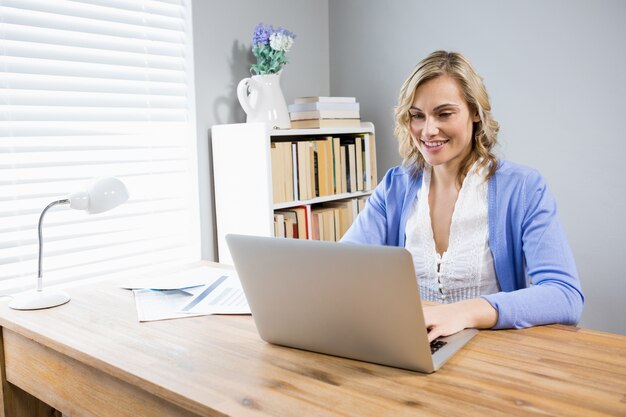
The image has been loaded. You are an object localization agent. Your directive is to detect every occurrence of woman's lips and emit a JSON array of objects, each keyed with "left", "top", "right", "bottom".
[{"left": 420, "top": 139, "right": 448, "bottom": 153}]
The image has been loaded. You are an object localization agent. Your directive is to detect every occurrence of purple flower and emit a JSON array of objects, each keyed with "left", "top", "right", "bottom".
[
  {"left": 274, "top": 27, "right": 296, "bottom": 40},
  {"left": 252, "top": 23, "right": 273, "bottom": 46}
]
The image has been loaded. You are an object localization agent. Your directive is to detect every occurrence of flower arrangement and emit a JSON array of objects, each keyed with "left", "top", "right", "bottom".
[{"left": 250, "top": 23, "right": 296, "bottom": 75}]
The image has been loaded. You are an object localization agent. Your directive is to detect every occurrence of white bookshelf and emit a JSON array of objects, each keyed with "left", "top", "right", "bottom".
[{"left": 211, "top": 122, "right": 376, "bottom": 264}]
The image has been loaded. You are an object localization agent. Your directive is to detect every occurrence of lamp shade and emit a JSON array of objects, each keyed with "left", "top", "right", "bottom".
[{"left": 68, "top": 177, "right": 129, "bottom": 214}]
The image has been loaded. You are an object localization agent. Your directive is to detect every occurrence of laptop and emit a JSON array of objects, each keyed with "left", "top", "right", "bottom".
[{"left": 226, "top": 234, "right": 478, "bottom": 373}]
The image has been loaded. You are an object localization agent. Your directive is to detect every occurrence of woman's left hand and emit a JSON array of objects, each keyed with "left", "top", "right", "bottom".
[{"left": 422, "top": 298, "right": 498, "bottom": 342}]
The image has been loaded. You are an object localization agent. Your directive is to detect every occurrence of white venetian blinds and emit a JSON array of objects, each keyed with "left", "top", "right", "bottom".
[{"left": 0, "top": 0, "right": 200, "bottom": 292}]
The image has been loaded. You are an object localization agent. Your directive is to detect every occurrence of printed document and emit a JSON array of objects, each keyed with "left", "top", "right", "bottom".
[{"left": 127, "top": 265, "right": 250, "bottom": 322}]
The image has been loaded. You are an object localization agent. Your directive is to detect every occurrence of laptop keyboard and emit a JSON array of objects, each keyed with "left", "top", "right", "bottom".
[{"left": 430, "top": 339, "right": 447, "bottom": 354}]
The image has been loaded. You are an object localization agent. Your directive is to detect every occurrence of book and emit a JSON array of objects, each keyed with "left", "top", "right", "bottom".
[
  {"left": 361, "top": 136, "right": 368, "bottom": 191},
  {"left": 312, "top": 142, "right": 319, "bottom": 198},
  {"left": 355, "top": 136, "right": 364, "bottom": 192},
  {"left": 331, "top": 137, "right": 342, "bottom": 194},
  {"left": 312, "top": 140, "right": 323, "bottom": 197},
  {"left": 290, "top": 118, "right": 361, "bottom": 129},
  {"left": 271, "top": 141, "right": 297, "bottom": 203},
  {"left": 292, "top": 206, "right": 308, "bottom": 239},
  {"left": 347, "top": 143, "right": 357, "bottom": 193},
  {"left": 357, "top": 196, "right": 369, "bottom": 213},
  {"left": 323, "top": 209, "right": 336, "bottom": 241},
  {"left": 273, "top": 213, "right": 285, "bottom": 237},
  {"left": 311, "top": 210, "right": 321, "bottom": 240},
  {"left": 284, "top": 216, "right": 295, "bottom": 238},
  {"left": 277, "top": 141, "right": 293, "bottom": 202},
  {"left": 321, "top": 201, "right": 352, "bottom": 240},
  {"left": 289, "top": 110, "right": 360, "bottom": 121},
  {"left": 364, "top": 133, "right": 377, "bottom": 190},
  {"left": 347, "top": 197, "right": 359, "bottom": 221},
  {"left": 288, "top": 102, "right": 360, "bottom": 113},
  {"left": 291, "top": 143, "right": 299, "bottom": 200},
  {"left": 275, "top": 206, "right": 309, "bottom": 239},
  {"left": 340, "top": 138, "right": 357, "bottom": 193},
  {"left": 332, "top": 208, "right": 341, "bottom": 241},
  {"left": 339, "top": 147, "right": 347, "bottom": 195},
  {"left": 324, "top": 137, "right": 335, "bottom": 196},
  {"left": 270, "top": 143, "right": 285, "bottom": 203},
  {"left": 294, "top": 96, "right": 356, "bottom": 104},
  {"left": 274, "top": 210, "right": 298, "bottom": 238},
  {"left": 296, "top": 141, "right": 309, "bottom": 200},
  {"left": 308, "top": 141, "right": 316, "bottom": 199},
  {"left": 311, "top": 207, "right": 336, "bottom": 241},
  {"left": 312, "top": 137, "right": 333, "bottom": 197}
]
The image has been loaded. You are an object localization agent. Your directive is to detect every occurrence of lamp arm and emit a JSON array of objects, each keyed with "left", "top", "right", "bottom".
[{"left": 37, "top": 199, "right": 70, "bottom": 291}]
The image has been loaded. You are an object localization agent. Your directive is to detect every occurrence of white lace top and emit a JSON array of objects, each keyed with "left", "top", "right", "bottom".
[{"left": 405, "top": 163, "right": 500, "bottom": 303}]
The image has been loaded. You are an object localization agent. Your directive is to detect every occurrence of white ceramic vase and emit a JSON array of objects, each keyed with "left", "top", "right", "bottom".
[{"left": 237, "top": 73, "right": 291, "bottom": 129}]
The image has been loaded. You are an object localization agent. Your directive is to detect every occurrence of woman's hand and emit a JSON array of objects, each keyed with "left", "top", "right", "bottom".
[{"left": 422, "top": 298, "right": 498, "bottom": 342}]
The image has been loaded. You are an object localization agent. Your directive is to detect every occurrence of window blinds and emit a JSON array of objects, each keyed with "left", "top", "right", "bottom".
[{"left": 0, "top": 0, "right": 200, "bottom": 292}]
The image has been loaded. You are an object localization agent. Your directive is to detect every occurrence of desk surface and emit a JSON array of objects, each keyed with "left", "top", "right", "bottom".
[{"left": 0, "top": 263, "right": 625, "bottom": 417}]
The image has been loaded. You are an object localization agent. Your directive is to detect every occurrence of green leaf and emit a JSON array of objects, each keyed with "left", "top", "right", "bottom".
[{"left": 249, "top": 42, "right": 292, "bottom": 74}]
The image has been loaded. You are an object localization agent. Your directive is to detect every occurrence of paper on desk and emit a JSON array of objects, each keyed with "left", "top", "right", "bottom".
[
  {"left": 133, "top": 286, "right": 207, "bottom": 322},
  {"left": 179, "top": 274, "right": 250, "bottom": 315},
  {"left": 130, "top": 265, "right": 250, "bottom": 322}
]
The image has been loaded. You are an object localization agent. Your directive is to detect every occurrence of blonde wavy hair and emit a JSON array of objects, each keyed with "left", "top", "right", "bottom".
[{"left": 394, "top": 51, "right": 499, "bottom": 185}]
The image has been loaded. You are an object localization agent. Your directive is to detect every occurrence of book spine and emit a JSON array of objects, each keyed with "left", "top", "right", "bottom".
[
  {"left": 288, "top": 102, "right": 360, "bottom": 112},
  {"left": 355, "top": 136, "right": 364, "bottom": 191},
  {"left": 296, "top": 141, "right": 308, "bottom": 201},
  {"left": 294, "top": 96, "right": 356, "bottom": 104},
  {"left": 289, "top": 110, "right": 361, "bottom": 120},
  {"left": 270, "top": 143, "right": 285, "bottom": 204},
  {"left": 291, "top": 143, "right": 299, "bottom": 201}
]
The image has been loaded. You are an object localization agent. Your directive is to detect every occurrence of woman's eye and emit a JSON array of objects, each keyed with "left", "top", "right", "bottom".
[
  {"left": 409, "top": 113, "right": 424, "bottom": 120},
  {"left": 439, "top": 112, "right": 453, "bottom": 118}
]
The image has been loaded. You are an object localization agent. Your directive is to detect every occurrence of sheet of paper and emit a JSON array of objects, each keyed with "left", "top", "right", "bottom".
[
  {"left": 129, "top": 265, "right": 250, "bottom": 322},
  {"left": 178, "top": 274, "right": 250, "bottom": 315},
  {"left": 133, "top": 286, "right": 207, "bottom": 322}
]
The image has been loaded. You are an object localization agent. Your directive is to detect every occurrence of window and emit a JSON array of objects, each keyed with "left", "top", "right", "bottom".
[{"left": 0, "top": 0, "right": 200, "bottom": 292}]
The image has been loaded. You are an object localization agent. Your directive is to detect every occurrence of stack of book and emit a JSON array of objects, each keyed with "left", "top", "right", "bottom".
[
  {"left": 273, "top": 207, "right": 308, "bottom": 239},
  {"left": 271, "top": 196, "right": 370, "bottom": 242},
  {"left": 270, "top": 134, "right": 377, "bottom": 204},
  {"left": 309, "top": 197, "right": 369, "bottom": 241},
  {"left": 288, "top": 96, "right": 360, "bottom": 129}
]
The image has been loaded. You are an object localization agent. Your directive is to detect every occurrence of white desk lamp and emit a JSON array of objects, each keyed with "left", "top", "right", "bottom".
[{"left": 9, "top": 177, "right": 129, "bottom": 310}]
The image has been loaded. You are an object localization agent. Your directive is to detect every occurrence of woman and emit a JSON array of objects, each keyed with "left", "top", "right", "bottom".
[{"left": 342, "top": 51, "right": 584, "bottom": 342}]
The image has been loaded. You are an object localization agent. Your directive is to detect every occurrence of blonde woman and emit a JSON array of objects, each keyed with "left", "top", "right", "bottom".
[{"left": 342, "top": 51, "right": 583, "bottom": 341}]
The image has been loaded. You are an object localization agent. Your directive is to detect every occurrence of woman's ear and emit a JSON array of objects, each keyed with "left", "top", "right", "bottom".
[{"left": 472, "top": 111, "right": 481, "bottom": 123}]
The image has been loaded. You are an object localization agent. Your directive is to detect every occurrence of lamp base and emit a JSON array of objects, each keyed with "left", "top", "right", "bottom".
[{"left": 9, "top": 289, "right": 71, "bottom": 310}]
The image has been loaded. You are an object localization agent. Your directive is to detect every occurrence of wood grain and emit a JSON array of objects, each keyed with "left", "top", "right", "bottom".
[
  {"left": 0, "top": 262, "right": 624, "bottom": 417},
  {"left": 3, "top": 329, "right": 213, "bottom": 417},
  {"left": 0, "top": 329, "right": 60, "bottom": 417}
]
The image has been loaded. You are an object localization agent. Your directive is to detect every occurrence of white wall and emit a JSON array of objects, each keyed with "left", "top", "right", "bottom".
[
  {"left": 329, "top": 0, "right": 626, "bottom": 334},
  {"left": 192, "top": 0, "right": 330, "bottom": 260}
]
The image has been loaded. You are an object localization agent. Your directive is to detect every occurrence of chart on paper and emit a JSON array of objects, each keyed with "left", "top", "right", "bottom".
[
  {"left": 180, "top": 274, "right": 250, "bottom": 315},
  {"left": 130, "top": 265, "right": 250, "bottom": 322}
]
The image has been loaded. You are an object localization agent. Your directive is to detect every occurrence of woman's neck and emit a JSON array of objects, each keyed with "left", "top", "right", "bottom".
[
  {"left": 431, "top": 162, "right": 461, "bottom": 191},
  {"left": 429, "top": 149, "right": 478, "bottom": 190}
]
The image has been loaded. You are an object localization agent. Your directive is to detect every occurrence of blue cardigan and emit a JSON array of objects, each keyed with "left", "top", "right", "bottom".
[{"left": 341, "top": 160, "right": 584, "bottom": 329}]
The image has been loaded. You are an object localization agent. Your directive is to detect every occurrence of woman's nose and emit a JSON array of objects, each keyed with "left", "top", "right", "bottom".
[{"left": 422, "top": 116, "right": 438, "bottom": 138}]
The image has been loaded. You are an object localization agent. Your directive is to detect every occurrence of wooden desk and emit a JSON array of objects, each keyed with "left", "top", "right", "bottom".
[{"left": 0, "top": 266, "right": 625, "bottom": 417}]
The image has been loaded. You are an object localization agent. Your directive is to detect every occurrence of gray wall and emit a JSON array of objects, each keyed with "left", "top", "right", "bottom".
[
  {"left": 192, "top": 0, "right": 625, "bottom": 335},
  {"left": 329, "top": 0, "right": 626, "bottom": 334},
  {"left": 192, "top": 0, "right": 330, "bottom": 260}
]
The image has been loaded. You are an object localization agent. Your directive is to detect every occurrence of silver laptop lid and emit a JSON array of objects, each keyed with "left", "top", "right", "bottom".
[{"left": 226, "top": 234, "right": 476, "bottom": 373}]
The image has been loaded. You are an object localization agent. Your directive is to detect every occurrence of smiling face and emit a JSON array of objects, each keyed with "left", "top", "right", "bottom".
[{"left": 409, "top": 74, "right": 480, "bottom": 172}]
